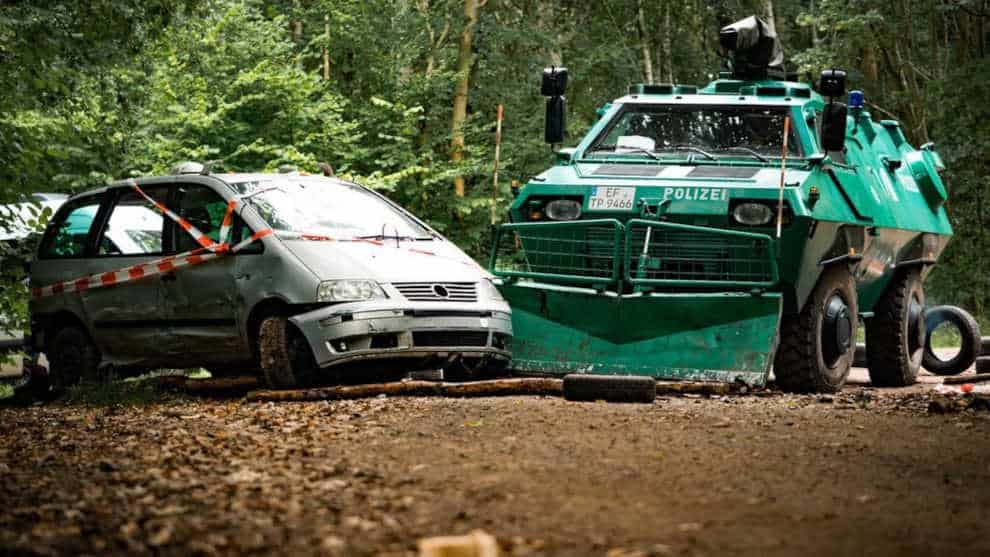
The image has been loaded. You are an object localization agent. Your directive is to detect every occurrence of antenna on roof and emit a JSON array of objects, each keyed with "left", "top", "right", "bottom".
[{"left": 318, "top": 162, "right": 335, "bottom": 177}]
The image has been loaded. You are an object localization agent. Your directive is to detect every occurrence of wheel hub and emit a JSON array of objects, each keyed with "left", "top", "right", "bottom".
[{"left": 823, "top": 294, "right": 853, "bottom": 367}]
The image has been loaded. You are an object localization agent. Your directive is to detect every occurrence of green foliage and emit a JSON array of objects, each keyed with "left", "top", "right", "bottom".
[{"left": 0, "top": 0, "right": 988, "bottom": 336}]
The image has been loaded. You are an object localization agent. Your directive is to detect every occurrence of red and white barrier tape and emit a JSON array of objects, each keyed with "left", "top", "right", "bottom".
[
  {"left": 33, "top": 184, "right": 485, "bottom": 299},
  {"left": 32, "top": 184, "right": 271, "bottom": 298}
]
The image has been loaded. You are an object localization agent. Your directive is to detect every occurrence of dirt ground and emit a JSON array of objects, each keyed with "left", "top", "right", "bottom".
[{"left": 1, "top": 367, "right": 989, "bottom": 557}]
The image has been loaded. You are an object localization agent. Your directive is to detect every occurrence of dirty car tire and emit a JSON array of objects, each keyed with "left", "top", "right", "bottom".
[
  {"left": 259, "top": 317, "right": 319, "bottom": 389},
  {"left": 866, "top": 271, "right": 925, "bottom": 387},
  {"left": 48, "top": 326, "right": 100, "bottom": 391},
  {"left": 921, "top": 305, "right": 981, "bottom": 376},
  {"left": 562, "top": 374, "right": 656, "bottom": 403},
  {"left": 774, "top": 266, "right": 858, "bottom": 393}
]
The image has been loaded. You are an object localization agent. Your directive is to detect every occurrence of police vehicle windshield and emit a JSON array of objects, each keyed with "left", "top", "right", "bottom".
[{"left": 587, "top": 104, "right": 802, "bottom": 159}]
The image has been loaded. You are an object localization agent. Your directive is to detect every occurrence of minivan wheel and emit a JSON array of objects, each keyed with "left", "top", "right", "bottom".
[
  {"left": 48, "top": 326, "right": 101, "bottom": 392},
  {"left": 773, "top": 266, "right": 858, "bottom": 393},
  {"left": 258, "top": 317, "right": 319, "bottom": 389}
]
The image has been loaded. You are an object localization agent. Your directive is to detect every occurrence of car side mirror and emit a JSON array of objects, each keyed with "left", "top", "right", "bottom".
[
  {"left": 545, "top": 96, "right": 566, "bottom": 145},
  {"left": 542, "top": 67, "right": 568, "bottom": 145},
  {"left": 821, "top": 102, "right": 847, "bottom": 152}
]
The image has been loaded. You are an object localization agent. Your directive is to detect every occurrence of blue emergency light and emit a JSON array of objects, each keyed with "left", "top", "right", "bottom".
[{"left": 849, "top": 90, "right": 865, "bottom": 110}]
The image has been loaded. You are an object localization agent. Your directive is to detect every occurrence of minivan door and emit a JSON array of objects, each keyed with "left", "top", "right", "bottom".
[
  {"left": 161, "top": 183, "right": 245, "bottom": 365},
  {"left": 82, "top": 184, "right": 177, "bottom": 366}
]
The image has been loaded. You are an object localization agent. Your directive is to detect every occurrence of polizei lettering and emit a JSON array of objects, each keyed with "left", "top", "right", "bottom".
[{"left": 661, "top": 187, "right": 728, "bottom": 201}]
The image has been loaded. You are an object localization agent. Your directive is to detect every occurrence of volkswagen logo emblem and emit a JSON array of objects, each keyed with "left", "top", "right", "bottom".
[{"left": 432, "top": 284, "right": 450, "bottom": 298}]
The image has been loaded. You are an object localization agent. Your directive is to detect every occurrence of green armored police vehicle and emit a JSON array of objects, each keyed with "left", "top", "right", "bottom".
[{"left": 489, "top": 16, "right": 952, "bottom": 392}]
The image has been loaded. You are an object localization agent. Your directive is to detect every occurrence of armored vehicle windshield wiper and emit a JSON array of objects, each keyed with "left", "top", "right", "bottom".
[
  {"left": 715, "top": 146, "right": 769, "bottom": 163},
  {"left": 658, "top": 145, "right": 719, "bottom": 161},
  {"left": 589, "top": 147, "right": 661, "bottom": 161}
]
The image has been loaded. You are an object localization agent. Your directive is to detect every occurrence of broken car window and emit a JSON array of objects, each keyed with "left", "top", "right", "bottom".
[
  {"left": 98, "top": 187, "right": 167, "bottom": 256},
  {"left": 238, "top": 178, "right": 432, "bottom": 240}
]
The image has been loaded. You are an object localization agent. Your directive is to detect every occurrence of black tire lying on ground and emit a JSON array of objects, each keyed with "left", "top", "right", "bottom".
[
  {"left": 853, "top": 343, "right": 868, "bottom": 368},
  {"left": 976, "top": 356, "right": 990, "bottom": 374},
  {"left": 921, "top": 305, "right": 981, "bottom": 376},
  {"left": 562, "top": 374, "right": 656, "bottom": 403}
]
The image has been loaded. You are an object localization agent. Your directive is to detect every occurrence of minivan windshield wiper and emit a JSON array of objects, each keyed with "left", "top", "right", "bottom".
[
  {"left": 715, "top": 146, "right": 769, "bottom": 163},
  {"left": 657, "top": 145, "right": 719, "bottom": 161}
]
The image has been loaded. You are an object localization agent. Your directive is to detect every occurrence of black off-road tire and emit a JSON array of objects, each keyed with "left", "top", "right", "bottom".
[
  {"left": 865, "top": 271, "right": 925, "bottom": 387},
  {"left": 47, "top": 326, "right": 101, "bottom": 392},
  {"left": 774, "top": 266, "right": 858, "bottom": 393},
  {"left": 562, "top": 374, "right": 656, "bottom": 403},
  {"left": 853, "top": 343, "right": 868, "bottom": 367},
  {"left": 921, "top": 305, "right": 981, "bottom": 376},
  {"left": 258, "top": 317, "right": 319, "bottom": 389}
]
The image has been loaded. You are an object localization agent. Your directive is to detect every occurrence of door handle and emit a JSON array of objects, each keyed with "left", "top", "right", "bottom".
[{"left": 160, "top": 272, "right": 177, "bottom": 283}]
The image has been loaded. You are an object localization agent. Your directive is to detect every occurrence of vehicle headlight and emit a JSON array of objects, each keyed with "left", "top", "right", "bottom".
[
  {"left": 545, "top": 199, "right": 582, "bottom": 221},
  {"left": 479, "top": 279, "right": 505, "bottom": 302},
  {"left": 732, "top": 202, "right": 774, "bottom": 226},
  {"left": 317, "top": 280, "right": 386, "bottom": 302}
]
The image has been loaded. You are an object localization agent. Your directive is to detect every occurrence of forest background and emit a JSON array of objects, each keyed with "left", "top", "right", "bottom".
[{"left": 1, "top": 0, "right": 988, "bottom": 331}]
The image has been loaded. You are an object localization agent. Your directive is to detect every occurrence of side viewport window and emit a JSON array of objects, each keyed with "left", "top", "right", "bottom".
[
  {"left": 39, "top": 197, "right": 104, "bottom": 259},
  {"left": 97, "top": 186, "right": 168, "bottom": 256}
]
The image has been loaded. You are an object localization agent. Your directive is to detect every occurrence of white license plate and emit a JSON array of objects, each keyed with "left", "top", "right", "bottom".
[{"left": 587, "top": 186, "right": 635, "bottom": 211}]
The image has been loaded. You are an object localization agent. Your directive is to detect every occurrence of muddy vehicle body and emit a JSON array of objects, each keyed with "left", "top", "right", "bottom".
[
  {"left": 490, "top": 16, "right": 951, "bottom": 392},
  {"left": 29, "top": 168, "right": 511, "bottom": 389}
]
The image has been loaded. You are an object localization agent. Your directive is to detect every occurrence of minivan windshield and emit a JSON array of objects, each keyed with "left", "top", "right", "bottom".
[
  {"left": 587, "top": 104, "right": 802, "bottom": 159},
  {"left": 234, "top": 178, "right": 433, "bottom": 240}
]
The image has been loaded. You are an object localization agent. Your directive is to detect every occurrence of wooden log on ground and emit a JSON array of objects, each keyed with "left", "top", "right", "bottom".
[
  {"left": 942, "top": 373, "right": 990, "bottom": 385},
  {"left": 154, "top": 375, "right": 260, "bottom": 395},
  {"left": 246, "top": 378, "right": 563, "bottom": 403},
  {"left": 654, "top": 381, "right": 745, "bottom": 396}
]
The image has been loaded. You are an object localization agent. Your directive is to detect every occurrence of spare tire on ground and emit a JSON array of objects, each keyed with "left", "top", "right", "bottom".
[
  {"left": 922, "top": 305, "right": 981, "bottom": 376},
  {"left": 562, "top": 374, "right": 656, "bottom": 403}
]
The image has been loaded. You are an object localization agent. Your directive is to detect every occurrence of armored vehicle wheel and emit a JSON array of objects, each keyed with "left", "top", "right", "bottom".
[
  {"left": 865, "top": 271, "right": 925, "bottom": 387},
  {"left": 48, "top": 325, "right": 101, "bottom": 391},
  {"left": 774, "top": 266, "right": 858, "bottom": 393},
  {"left": 921, "top": 305, "right": 980, "bottom": 376},
  {"left": 258, "top": 316, "right": 319, "bottom": 389}
]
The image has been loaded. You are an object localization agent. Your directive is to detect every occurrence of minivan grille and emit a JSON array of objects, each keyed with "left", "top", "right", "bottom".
[
  {"left": 412, "top": 330, "right": 489, "bottom": 347},
  {"left": 393, "top": 282, "right": 477, "bottom": 302}
]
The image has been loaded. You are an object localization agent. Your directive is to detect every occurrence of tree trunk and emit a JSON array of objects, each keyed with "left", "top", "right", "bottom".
[
  {"left": 450, "top": 0, "right": 480, "bottom": 197},
  {"left": 637, "top": 0, "right": 654, "bottom": 84},
  {"left": 662, "top": 3, "right": 674, "bottom": 83},
  {"left": 762, "top": 0, "right": 777, "bottom": 35}
]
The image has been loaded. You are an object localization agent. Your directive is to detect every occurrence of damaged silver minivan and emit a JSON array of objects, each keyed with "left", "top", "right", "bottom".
[{"left": 28, "top": 166, "right": 512, "bottom": 389}]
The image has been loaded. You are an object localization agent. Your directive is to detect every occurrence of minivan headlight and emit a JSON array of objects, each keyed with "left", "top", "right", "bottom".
[
  {"left": 545, "top": 199, "right": 582, "bottom": 221},
  {"left": 317, "top": 280, "right": 386, "bottom": 302}
]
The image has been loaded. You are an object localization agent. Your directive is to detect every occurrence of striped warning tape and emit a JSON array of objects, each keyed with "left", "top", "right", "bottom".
[{"left": 32, "top": 184, "right": 272, "bottom": 298}]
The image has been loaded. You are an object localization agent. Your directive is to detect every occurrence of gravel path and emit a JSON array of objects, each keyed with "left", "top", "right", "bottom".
[{"left": 2, "top": 377, "right": 989, "bottom": 556}]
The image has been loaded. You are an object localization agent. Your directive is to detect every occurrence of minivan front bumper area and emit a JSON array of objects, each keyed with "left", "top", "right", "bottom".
[{"left": 289, "top": 300, "right": 513, "bottom": 369}]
